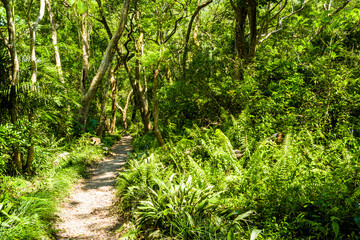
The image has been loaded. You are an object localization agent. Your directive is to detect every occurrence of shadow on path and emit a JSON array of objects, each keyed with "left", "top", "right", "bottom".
[{"left": 55, "top": 135, "right": 132, "bottom": 240}]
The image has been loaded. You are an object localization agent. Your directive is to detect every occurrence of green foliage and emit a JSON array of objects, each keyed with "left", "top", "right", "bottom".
[
  {"left": 117, "top": 128, "right": 262, "bottom": 239},
  {"left": 0, "top": 0, "right": 360, "bottom": 238},
  {"left": 0, "top": 133, "right": 106, "bottom": 239},
  {"left": 118, "top": 118, "right": 360, "bottom": 239}
]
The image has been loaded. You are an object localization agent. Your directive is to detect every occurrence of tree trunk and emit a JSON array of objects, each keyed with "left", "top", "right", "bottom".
[
  {"left": 193, "top": 0, "right": 201, "bottom": 48},
  {"left": 119, "top": 3, "right": 152, "bottom": 133},
  {"left": 97, "top": 64, "right": 112, "bottom": 137},
  {"left": 122, "top": 89, "right": 132, "bottom": 130},
  {"left": 24, "top": 111, "right": 35, "bottom": 173},
  {"left": 78, "top": 0, "right": 130, "bottom": 129},
  {"left": 126, "top": 8, "right": 152, "bottom": 132},
  {"left": 153, "top": 66, "right": 165, "bottom": 146},
  {"left": 116, "top": 89, "right": 133, "bottom": 130},
  {"left": 165, "top": 63, "right": 173, "bottom": 84},
  {"left": 109, "top": 72, "right": 118, "bottom": 133},
  {"left": 78, "top": 11, "right": 90, "bottom": 130},
  {"left": 94, "top": 0, "right": 123, "bottom": 134},
  {"left": 28, "top": 0, "right": 45, "bottom": 84},
  {"left": 131, "top": 96, "right": 137, "bottom": 122},
  {"left": 2, "top": 0, "right": 21, "bottom": 173},
  {"left": 123, "top": 60, "right": 152, "bottom": 132},
  {"left": 46, "top": 0, "right": 65, "bottom": 85},
  {"left": 2, "top": 0, "right": 20, "bottom": 85},
  {"left": 136, "top": 30, "right": 152, "bottom": 132},
  {"left": 110, "top": 58, "right": 122, "bottom": 134},
  {"left": 25, "top": 0, "right": 45, "bottom": 172},
  {"left": 182, "top": 0, "right": 213, "bottom": 80},
  {"left": 80, "top": 11, "right": 90, "bottom": 100},
  {"left": 248, "top": 0, "right": 257, "bottom": 60},
  {"left": 230, "top": 0, "right": 258, "bottom": 81},
  {"left": 232, "top": 2, "right": 248, "bottom": 81},
  {"left": 10, "top": 86, "right": 22, "bottom": 172}
]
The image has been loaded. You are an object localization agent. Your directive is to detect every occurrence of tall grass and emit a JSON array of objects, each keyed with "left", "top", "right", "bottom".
[{"left": 0, "top": 133, "right": 107, "bottom": 239}]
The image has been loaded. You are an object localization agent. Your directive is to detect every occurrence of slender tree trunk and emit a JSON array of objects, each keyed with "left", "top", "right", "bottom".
[
  {"left": 28, "top": 0, "right": 45, "bottom": 84},
  {"left": 25, "top": 108, "right": 35, "bottom": 173},
  {"left": 109, "top": 58, "right": 122, "bottom": 134},
  {"left": 121, "top": 6, "right": 152, "bottom": 132},
  {"left": 46, "top": 0, "right": 71, "bottom": 114},
  {"left": 94, "top": 0, "right": 123, "bottom": 134},
  {"left": 80, "top": 11, "right": 90, "bottom": 100},
  {"left": 133, "top": 28, "right": 152, "bottom": 132},
  {"left": 116, "top": 89, "right": 133, "bottom": 130},
  {"left": 123, "top": 60, "right": 152, "bottom": 132},
  {"left": 193, "top": 0, "right": 201, "bottom": 48},
  {"left": 135, "top": 30, "right": 143, "bottom": 88},
  {"left": 10, "top": 86, "right": 22, "bottom": 172},
  {"left": 25, "top": 111, "right": 35, "bottom": 172},
  {"left": 165, "top": 63, "right": 173, "bottom": 84},
  {"left": 182, "top": 0, "right": 212, "bottom": 80},
  {"left": 118, "top": 3, "right": 152, "bottom": 133},
  {"left": 109, "top": 74, "right": 118, "bottom": 133},
  {"left": 153, "top": 65, "right": 165, "bottom": 146},
  {"left": 2, "top": 0, "right": 21, "bottom": 173},
  {"left": 29, "top": 29, "right": 37, "bottom": 83},
  {"left": 2, "top": 0, "right": 19, "bottom": 85},
  {"left": 79, "top": 11, "right": 90, "bottom": 130},
  {"left": 46, "top": 0, "right": 65, "bottom": 84},
  {"left": 131, "top": 96, "right": 137, "bottom": 122},
  {"left": 24, "top": 0, "right": 45, "bottom": 172},
  {"left": 122, "top": 89, "right": 132, "bottom": 130},
  {"left": 124, "top": 8, "right": 152, "bottom": 132},
  {"left": 97, "top": 64, "right": 112, "bottom": 137},
  {"left": 78, "top": 0, "right": 130, "bottom": 129},
  {"left": 96, "top": 0, "right": 113, "bottom": 38}
]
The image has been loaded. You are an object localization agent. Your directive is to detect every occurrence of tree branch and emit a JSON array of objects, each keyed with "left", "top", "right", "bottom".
[
  {"left": 259, "top": 0, "right": 310, "bottom": 43},
  {"left": 313, "top": 0, "right": 353, "bottom": 37},
  {"left": 182, "top": 0, "right": 212, "bottom": 74},
  {"left": 163, "top": 14, "right": 185, "bottom": 44}
]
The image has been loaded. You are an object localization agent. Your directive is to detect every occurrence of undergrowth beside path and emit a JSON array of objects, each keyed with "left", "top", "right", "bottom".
[
  {"left": 117, "top": 119, "right": 360, "bottom": 239},
  {"left": 0, "top": 134, "right": 112, "bottom": 239}
]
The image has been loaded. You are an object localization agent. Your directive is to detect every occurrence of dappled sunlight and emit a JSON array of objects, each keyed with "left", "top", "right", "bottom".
[{"left": 55, "top": 136, "right": 132, "bottom": 239}]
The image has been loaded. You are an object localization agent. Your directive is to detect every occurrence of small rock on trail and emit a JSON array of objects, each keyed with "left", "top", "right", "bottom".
[{"left": 54, "top": 135, "right": 132, "bottom": 240}]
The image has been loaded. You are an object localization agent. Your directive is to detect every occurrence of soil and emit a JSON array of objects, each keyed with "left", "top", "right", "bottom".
[{"left": 54, "top": 135, "right": 132, "bottom": 240}]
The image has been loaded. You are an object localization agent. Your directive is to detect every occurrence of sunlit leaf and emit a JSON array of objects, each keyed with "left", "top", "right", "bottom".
[
  {"left": 77, "top": 1, "right": 87, "bottom": 15},
  {"left": 250, "top": 229, "right": 262, "bottom": 240}
]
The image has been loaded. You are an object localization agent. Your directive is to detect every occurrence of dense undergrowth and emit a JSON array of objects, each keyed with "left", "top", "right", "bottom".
[
  {"left": 0, "top": 133, "right": 115, "bottom": 239},
  {"left": 117, "top": 115, "right": 360, "bottom": 239}
]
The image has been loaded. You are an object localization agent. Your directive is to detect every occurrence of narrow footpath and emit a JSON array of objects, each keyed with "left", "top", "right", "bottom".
[{"left": 55, "top": 135, "right": 132, "bottom": 240}]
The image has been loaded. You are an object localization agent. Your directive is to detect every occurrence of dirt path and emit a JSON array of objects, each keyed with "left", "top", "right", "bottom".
[{"left": 54, "top": 135, "right": 132, "bottom": 240}]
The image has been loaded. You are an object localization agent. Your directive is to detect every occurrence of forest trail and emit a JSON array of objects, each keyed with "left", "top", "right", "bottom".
[{"left": 54, "top": 135, "right": 132, "bottom": 240}]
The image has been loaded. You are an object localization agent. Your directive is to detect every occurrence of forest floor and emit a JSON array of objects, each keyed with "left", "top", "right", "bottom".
[{"left": 54, "top": 135, "right": 132, "bottom": 240}]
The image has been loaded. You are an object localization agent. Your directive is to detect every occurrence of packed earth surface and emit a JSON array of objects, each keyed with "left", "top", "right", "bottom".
[{"left": 54, "top": 136, "right": 132, "bottom": 240}]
